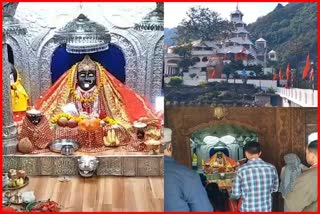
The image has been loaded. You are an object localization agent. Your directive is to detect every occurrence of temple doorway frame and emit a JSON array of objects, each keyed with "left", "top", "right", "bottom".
[{"left": 184, "top": 120, "right": 263, "bottom": 168}]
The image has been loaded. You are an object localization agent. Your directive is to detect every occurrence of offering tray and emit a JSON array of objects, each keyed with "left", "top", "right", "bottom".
[
  {"left": 207, "top": 178, "right": 233, "bottom": 190},
  {"left": 206, "top": 171, "right": 235, "bottom": 180},
  {"left": 3, "top": 177, "right": 29, "bottom": 191}
]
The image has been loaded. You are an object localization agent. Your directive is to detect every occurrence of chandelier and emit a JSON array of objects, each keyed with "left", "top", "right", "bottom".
[
  {"left": 134, "top": 3, "right": 164, "bottom": 31},
  {"left": 54, "top": 14, "right": 111, "bottom": 54}
]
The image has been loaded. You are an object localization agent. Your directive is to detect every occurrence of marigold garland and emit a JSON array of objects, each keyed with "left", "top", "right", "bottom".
[
  {"left": 103, "top": 116, "right": 119, "bottom": 125},
  {"left": 50, "top": 113, "right": 86, "bottom": 124},
  {"left": 50, "top": 113, "right": 72, "bottom": 124}
]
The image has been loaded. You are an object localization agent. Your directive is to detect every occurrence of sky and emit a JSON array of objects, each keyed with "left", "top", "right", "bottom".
[{"left": 164, "top": 2, "right": 288, "bottom": 28}]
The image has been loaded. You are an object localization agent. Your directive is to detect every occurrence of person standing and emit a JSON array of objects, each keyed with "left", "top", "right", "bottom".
[
  {"left": 284, "top": 140, "right": 318, "bottom": 211},
  {"left": 279, "top": 153, "right": 307, "bottom": 211},
  {"left": 164, "top": 128, "right": 213, "bottom": 212},
  {"left": 231, "top": 141, "right": 279, "bottom": 212}
]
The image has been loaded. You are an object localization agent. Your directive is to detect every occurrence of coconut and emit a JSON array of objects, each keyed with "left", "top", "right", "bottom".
[
  {"left": 18, "top": 138, "right": 34, "bottom": 154},
  {"left": 57, "top": 117, "right": 69, "bottom": 127}
]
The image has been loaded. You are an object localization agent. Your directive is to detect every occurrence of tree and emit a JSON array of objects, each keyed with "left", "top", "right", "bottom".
[
  {"left": 173, "top": 44, "right": 197, "bottom": 73},
  {"left": 223, "top": 60, "right": 243, "bottom": 83},
  {"left": 168, "top": 77, "right": 183, "bottom": 87},
  {"left": 173, "top": 6, "right": 235, "bottom": 44},
  {"left": 246, "top": 64, "right": 263, "bottom": 78},
  {"left": 233, "top": 72, "right": 240, "bottom": 85},
  {"left": 222, "top": 63, "right": 232, "bottom": 82}
]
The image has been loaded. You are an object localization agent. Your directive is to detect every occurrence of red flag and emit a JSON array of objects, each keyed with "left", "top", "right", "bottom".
[
  {"left": 302, "top": 53, "right": 310, "bottom": 79},
  {"left": 286, "top": 63, "right": 290, "bottom": 80},
  {"left": 279, "top": 68, "right": 283, "bottom": 80},
  {"left": 272, "top": 72, "right": 277, "bottom": 80},
  {"left": 309, "top": 67, "right": 314, "bottom": 80},
  {"left": 209, "top": 69, "right": 216, "bottom": 79}
]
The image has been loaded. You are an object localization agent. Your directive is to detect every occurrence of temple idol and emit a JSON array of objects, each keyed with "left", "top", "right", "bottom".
[{"left": 3, "top": 2, "right": 164, "bottom": 211}]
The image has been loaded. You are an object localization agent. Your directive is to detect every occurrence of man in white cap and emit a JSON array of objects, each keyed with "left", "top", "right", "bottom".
[{"left": 163, "top": 128, "right": 213, "bottom": 212}]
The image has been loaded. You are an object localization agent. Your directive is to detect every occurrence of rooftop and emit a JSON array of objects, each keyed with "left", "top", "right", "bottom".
[
  {"left": 231, "top": 7, "right": 243, "bottom": 16},
  {"left": 217, "top": 46, "right": 252, "bottom": 55},
  {"left": 256, "top": 37, "right": 266, "bottom": 42},
  {"left": 226, "top": 37, "right": 253, "bottom": 45}
]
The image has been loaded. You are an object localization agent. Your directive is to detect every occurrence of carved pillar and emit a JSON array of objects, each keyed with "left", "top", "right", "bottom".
[
  {"left": 2, "top": 40, "right": 18, "bottom": 154},
  {"left": 2, "top": 2, "right": 27, "bottom": 154}
]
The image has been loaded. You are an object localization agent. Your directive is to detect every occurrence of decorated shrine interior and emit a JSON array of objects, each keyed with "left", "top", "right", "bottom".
[
  {"left": 165, "top": 106, "right": 317, "bottom": 211},
  {"left": 2, "top": 2, "right": 164, "bottom": 211},
  {"left": 51, "top": 44, "right": 126, "bottom": 83}
]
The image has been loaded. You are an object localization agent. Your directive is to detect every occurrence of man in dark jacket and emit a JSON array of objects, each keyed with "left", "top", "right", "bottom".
[{"left": 164, "top": 136, "right": 213, "bottom": 212}]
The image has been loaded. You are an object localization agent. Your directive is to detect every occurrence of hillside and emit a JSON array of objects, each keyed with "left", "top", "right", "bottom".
[{"left": 247, "top": 3, "right": 318, "bottom": 74}]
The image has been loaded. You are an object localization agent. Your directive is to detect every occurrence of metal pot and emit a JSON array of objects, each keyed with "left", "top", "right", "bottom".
[
  {"left": 49, "top": 139, "right": 79, "bottom": 155},
  {"left": 61, "top": 145, "right": 74, "bottom": 156}
]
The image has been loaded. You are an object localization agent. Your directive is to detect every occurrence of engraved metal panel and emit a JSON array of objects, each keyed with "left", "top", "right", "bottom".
[
  {"left": 20, "top": 157, "right": 38, "bottom": 175},
  {"left": 96, "top": 157, "right": 122, "bottom": 176},
  {"left": 159, "top": 156, "right": 164, "bottom": 176},
  {"left": 40, "top": 157, "right": 54, "bottom": 175},
  {"left": 122, "top": 157, "right": 137, "bottom": 176},
  {"left": 53, "top": 157, "right": 78, "bottom": 175},
  {"left": 137, "top": 157, "right": 160, "bottom": 176},
  {"left": 3, "top": 156, "right": 21, "bottom": 172}
]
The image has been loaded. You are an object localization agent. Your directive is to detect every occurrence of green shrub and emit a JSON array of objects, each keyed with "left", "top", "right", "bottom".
[
  {"left": 169, "top": 77, "right": 183, "bottom": 87},
  {"left": 266, "top": 87, "right": 276, "bottom": 94},
  {"left": 199, "top": 81, "right": 207, "bottom": 87}
]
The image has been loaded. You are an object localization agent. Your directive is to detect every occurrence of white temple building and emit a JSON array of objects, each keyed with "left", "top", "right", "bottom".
[{"left": 165, "top": 4, "right": 267, "bottom": 81}]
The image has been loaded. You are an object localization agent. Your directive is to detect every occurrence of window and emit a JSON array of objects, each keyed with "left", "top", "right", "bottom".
[
  {"left": 202, "top": 57, "right": 208, "bottom": 62},
  {"left": 201, "top": 67, "right": 207, "bottom": 72},
  {"left": 193, "top": 57, "right": 200, "bottom": 62}
]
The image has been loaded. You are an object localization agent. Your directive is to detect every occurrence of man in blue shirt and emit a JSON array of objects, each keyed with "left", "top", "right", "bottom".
[
  {"left": 164, "top": 142, "right": 213, "bottom": 212},
  {"left": 231, "top": 141, "right": 279, "bottom": 212}
]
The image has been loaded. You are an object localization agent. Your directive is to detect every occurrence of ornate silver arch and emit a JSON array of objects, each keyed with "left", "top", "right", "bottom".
[
  {"left": 110, "top": 33, "right": 140, "bottom": 94},
  {"left": 35, "top": 32, "right": 145, "bottom": 99},
  {"left": 151, "top": 36, "right": 164, "bottom": 101},
  {"left": 5, "top": 35, "right": 31, "bottom": 95},
  {"left": 38, "top": 38, "right": 60, "bottom": 95}
]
